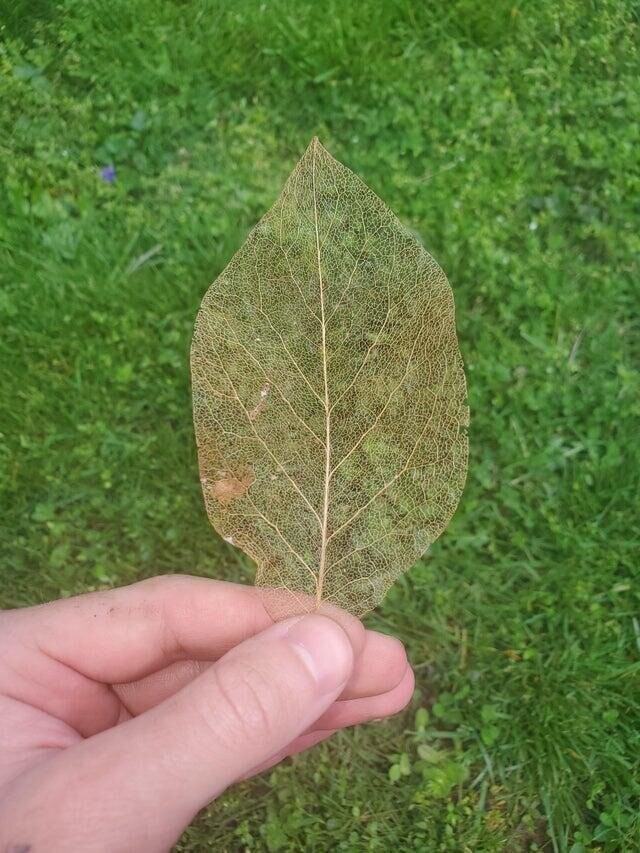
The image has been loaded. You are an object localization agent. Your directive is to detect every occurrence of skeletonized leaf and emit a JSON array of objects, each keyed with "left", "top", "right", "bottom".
[{"left": 191, "top": 138, "right": 468, "bottom": 617}]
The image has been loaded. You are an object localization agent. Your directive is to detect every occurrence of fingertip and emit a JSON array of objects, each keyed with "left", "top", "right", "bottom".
[
  {"left": 312, "top": 664, "right": 416, "bottom": 731},
  {"left": 371, "top": 632, "right": 409, "bottom": 680},
  {"left": 341, "top": 630, "right": 408, "bottom": 700},
  {"left": 397, "top": 664, "right": 415, "bottom": 711},
  {"left": 285, "top": 614, "right": 354, "bottom": 693},
  {"left": 315, "top": 602, "right": 366, "bottom": 658}
]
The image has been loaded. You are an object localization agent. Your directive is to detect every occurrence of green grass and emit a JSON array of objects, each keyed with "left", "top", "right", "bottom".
[{"left": 1, "top": 0, "right": 639, "bottom": 849}]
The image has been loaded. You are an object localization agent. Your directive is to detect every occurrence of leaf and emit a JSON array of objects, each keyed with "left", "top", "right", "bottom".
[
  {"left": 480, "top": 724, "right": 500, "bottom": 747},
  {"left": 191, "top": 138, "right": 468, "bottom": 617},
  {"left": 388, "top": 764, "right": 402, "bottom": 783},
  {"left": 415, "top": 707, "right": 430, "bottom": 730},
  {"left": 421, "top": 760, "right": 468, "bottom": 798},
  {"left": 417, "top": 744, "right": 446, "bottom": 764}
]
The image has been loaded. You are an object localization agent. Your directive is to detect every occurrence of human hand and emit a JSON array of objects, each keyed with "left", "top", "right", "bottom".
[{"left": 0, "top": 575, "right": 413, "bottom": 851}]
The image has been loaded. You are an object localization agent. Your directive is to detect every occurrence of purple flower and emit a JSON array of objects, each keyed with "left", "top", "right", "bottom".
[{"left": 100, "top": 164, "right": 116, "bottom": 183}]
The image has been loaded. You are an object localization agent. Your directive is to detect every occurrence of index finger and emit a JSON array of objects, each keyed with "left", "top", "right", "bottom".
[{"left": 8, "top": 575, "right": 365, "bottom": 684}]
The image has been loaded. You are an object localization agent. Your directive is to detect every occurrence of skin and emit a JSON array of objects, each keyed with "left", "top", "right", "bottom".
[{"left": 0, "top": 574, "right": 413, "bottom": 852}]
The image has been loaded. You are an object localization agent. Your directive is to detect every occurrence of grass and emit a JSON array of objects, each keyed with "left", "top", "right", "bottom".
[{"left": 1, "top": 0, "right": 639, "bottom": 849}]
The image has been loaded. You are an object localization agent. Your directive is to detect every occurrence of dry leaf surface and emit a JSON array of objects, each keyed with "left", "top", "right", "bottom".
[{"left": 191, "top": 138, "right": 468, "bottom": 616}]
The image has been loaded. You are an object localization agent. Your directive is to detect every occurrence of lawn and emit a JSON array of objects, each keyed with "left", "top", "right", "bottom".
[{"left": 1, "top": 0, "right": 639, "bottom": 850}]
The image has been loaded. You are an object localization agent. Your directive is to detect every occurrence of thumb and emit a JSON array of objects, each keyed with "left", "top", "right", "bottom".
[
  {"left": 16, "top": 614, "right": 355, "bottom": 851},
  {"left": 155, "top": 613, "right": 355, "bottom": 798}
]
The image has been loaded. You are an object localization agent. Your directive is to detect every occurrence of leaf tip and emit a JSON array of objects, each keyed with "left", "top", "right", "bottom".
[{"left": 308, "top": 135, "right": 325, "bottom": 154}]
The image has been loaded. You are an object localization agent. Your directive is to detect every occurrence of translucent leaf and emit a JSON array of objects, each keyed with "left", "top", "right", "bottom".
[{"left": 191, "top": 138, "right": 468, "bottom": 617}]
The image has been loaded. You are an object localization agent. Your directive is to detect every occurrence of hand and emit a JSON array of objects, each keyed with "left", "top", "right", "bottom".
[{"left": 0, "top": 575, "right": 413, "bottom": 851}]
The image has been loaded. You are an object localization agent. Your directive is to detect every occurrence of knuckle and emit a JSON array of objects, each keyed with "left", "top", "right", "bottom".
[
  {"left": 0, "top": 607, "right": 24, "bottom": 638},
  {"left": 0, "top": 611, "right": 10, "bottom": 645},
  {"left": 201, "top": 661, "right": 280, "bottom": 749},
  {"left": 142, "top": 573, "right": 185, "bottom": 594}
]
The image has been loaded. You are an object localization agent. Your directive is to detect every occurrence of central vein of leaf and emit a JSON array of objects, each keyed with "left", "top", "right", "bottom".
[{"left": 312, "top": 138, "right": 331, "bottom": 607}]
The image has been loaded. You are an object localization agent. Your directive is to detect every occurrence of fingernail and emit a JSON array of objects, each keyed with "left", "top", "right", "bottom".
[{"left": 285, "top": 614, "right": 353, "bottom": 694}]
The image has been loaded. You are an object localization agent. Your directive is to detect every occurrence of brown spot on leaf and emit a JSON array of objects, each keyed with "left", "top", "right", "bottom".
[
  {"left": 248, "top": 399, "right": 266, "bottom": 421},
  {"left": 212, "top": 468, "right": 255, "bottom": 505},
  {"left": 248, "top": 384, "right": 270, "bottom": 421}
]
